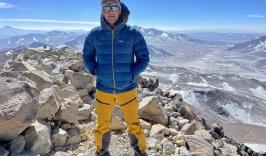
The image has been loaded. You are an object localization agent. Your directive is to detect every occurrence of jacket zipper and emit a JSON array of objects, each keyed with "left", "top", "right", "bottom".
[{"left": 112, "top": 30, "right": 116, "bottom": 94}]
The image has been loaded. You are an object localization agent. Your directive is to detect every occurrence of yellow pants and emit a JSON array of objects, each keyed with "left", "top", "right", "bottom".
[{"left": 94, "top": 88, "right": 147, "bottom": 153}]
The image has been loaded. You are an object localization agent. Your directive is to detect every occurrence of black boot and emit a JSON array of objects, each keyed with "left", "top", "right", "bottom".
[
  {"left": 95, "top": 131, "right": 111, "bottom": 156},
  {"left": 128, "top": 134, "right": 148, "bottom": 156}
]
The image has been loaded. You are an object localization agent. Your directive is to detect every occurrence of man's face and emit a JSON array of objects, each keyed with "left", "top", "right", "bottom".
[{"left": 102, "top": 3, "right": 121, "bottom": 26}]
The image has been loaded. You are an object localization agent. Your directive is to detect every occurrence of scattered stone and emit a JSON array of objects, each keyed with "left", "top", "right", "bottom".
[
  {"left": 172, "top": 132, "right": 186, "bottom": 146},
  {"left": 51, "top": 127, "right": 68, "bottom": 147},
  {"left": 185, "top": 135, "right": 214, "bottom": 155},
  {"left": 111, "top": 116, "right": 126, "bottom": 130},
  {"left": 181, "top": 121, "right": 197, "bottom": 135},
  {"left": 38, "top": 86, "right": 61, "bottom": 119},
  {"left": 138, "top": 96, "right": 168, "bottom": 125},
  {"left": 149, "top": 124, "right": 168, "bottom": 140},
  {"left": 24, "top": 120, "right": 52, "bottom": 155},
  {"left": 162, "top": 142, "right": 175, "bottom": 155},
  {"left": 77, "top": 104, "right": 93, "bottom": 121}
]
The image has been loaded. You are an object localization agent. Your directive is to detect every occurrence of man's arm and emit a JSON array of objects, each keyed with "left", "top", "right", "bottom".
[
  {"left": 131, "top": 30, "right": 150, "bottom": 76},
  {"left": 82, "top": 32, "right": 97, "bottom": 75}
]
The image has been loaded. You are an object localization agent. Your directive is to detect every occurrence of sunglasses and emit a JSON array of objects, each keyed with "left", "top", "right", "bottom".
[{"left": 102, "top": 3, "right": 121, "bottom": 13}]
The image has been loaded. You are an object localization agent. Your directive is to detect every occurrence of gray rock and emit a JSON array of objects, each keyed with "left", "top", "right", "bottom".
[
  {"left": 51, "top": 127, "right": 67, "bottom": 147},
  {"left": 77, "top": 104, "right": 93, "bottom": 121},
  {"left": 22, "top": 70, "right": 53, "bottom": 90},
  {"left": 54, "top": 85, "right": 83, "bottom": 123},
  {"left": 138, "top": 96, "right": 168, "bottom": 126},
  {"left": 162, "top": 142, "right": 175, "bottom": 155},
  {"left": 24, "top": 120, "right": 52, "bottom": 155},
  {"left": 185, "top": 135, "right": 214, "bottom": 156},
  {"left": 181, "top": 121, "right": 197, "bottom": 135},
  {"left": 38, "top": 86, "right": 61, "bottom": 119},
  {"left": 150, "top": 124, "right": 168, "bottom": 140},
  {"left": 10, "top": 135, "right": 25, "bottom": 154},
  {"left": 0, "top": 76, "right": 39, "bottom": 140}
]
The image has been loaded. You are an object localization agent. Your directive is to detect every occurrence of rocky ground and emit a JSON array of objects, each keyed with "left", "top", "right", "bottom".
[{"left": 0, "top": 45, "right": 265, "bottom": 156}]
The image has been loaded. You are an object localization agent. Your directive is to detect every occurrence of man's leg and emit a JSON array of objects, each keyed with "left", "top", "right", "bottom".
[
  {"left": 116, "top": 89, "right": 147, "bottom": 156},
  {"left": 94, "top": 89, "right": 115, "bottom": 156}
]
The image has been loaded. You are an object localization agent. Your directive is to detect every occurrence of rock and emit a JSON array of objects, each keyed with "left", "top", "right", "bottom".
[
  {"left": 138, "top": 96, "right": 168, "bottom": 125},
  {"left": 220, "top": 142, "right": 238, "bottom": 155},
  {"left": 65, "top": 128, "right": 81, "bottom": 145},
  {"left": 212, "top": 139, "right": 224, "bottom": 149},
  {"left": 185, "top": 135, "right": 214, "bottom": 156},
  {"left": 61, "top": 123, "right": 72, "bottom": 130},
  {"left": 54, "top": 85, "right": 83, "bottom": 123},
  {"left": 179, "top": 146, "right": 191, "bottom": 156},
  {"left": 63, "top": 58, "right": 85, "bottom": 72},
  {"left": 162, "top": 142, "right": 175, "bottom": 155},
  {"left": 172, "top": 132, "right": 186, "bottom": 146},
  {"left": 0, "top": 76, "right": 39, "bottom": 140},
  {"left": 0, "top": 146, "right": 9, "bottom": 156},
  {"left": 76, "top": 88, "right": 88, "bottom": 98},
  {"left": 194, "top": 129, "right": 213, "bottom": 142},
  {"left": 51, "top": 74, "right": 65, "bottom": 85},
  {"left": 77, "top": 104, "right": 93, "bottom": 121},
  {"left": 210, "top": 123, "right": 224, "bottom": 139},
  {"left": 168, "top": 128, "right": 178, "bottom": 136},
  {"left": 178, "top": 103, "right": 199, "bottom": 121},
  {"left": 38, "top": 86, "right": 61, "bottom": 119},
  {"left": 22, "top": 70, "right": 53, "bottom": 90},
  {"left": 140, "top": 119, "right": 152, "bottom": 130},
  {"left": 147, "top": 138, "right": 158, "bottom": 150},
  {"left": 51, "top": 127, "right": 68, "bottom": 147},
  {"left": 41, "top": 58, "right": 57, "bottom": 74},
  {"left": 149, "top": 124, "right": 168, "bottom": 140},
  {"left": 181, "top": 121, "right": 197, "bottom": 135},
  {"left": 111, "top": 116, "right": 126, "bottom": 130},
  {"left": 24, "top": 120, "right": 52, "bottom": 155},
  {"left": 10, "top": 135, "right": 25, "bottom": 154},
  {"left": 178, "top": 119, "right": 189, "bottom": 128},
  {"left": 4, "top": 61, "right": 35, "bottom": 72},
  {"left": 112, "top": 106, "right": 124, "bottom": 120},
  {"left": 64, "top": 70, "right": 94, "bottom": 89}
]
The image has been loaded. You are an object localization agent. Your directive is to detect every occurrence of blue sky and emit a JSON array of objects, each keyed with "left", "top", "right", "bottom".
[{"left": 0, "top": 0, "right": 266, "bottom": 32}]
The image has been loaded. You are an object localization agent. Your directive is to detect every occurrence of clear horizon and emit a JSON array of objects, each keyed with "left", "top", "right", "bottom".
[{"left": 0, "top": 0, "right": 266, "bottom": 32}]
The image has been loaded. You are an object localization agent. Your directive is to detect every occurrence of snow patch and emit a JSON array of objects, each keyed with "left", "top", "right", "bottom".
[
  {"left": 161, "top": 32, "right": 168, "bottom": 38},
  {"left": 16, "top": 38, "right": 24, "bottom": 44},
  {"left": 222, "top": 102, "right": 253, "bottom": 124},
  {"left": 187, "top": 81, "right": 215, "bottom": 88},
  {"left": 33, "top": 36, "right": 38, "bottom": 42},
  {"left": 250, "top": 86, "right": 266, "bottom": 100},
  {"left": 244, "top": 143, "right": 266, "bottom": 153},
  {"left": 221, "top": 82, "right": 236, "bottom": 91},
  {"left": 254, "top": 41, "right": 266, "bottom": 52}
]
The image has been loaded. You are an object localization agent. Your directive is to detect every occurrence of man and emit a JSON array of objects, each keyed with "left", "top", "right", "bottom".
[{"left": 82, "top": 0, "right": 150, "bottom": 156}]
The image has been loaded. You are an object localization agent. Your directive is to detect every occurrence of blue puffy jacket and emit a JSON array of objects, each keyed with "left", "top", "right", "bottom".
[{"left": 82, "top": 2, "right": 150, "bottom": 94}]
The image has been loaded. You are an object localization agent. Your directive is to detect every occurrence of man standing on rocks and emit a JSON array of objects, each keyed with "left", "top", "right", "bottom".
[{"left": 82, "top": 0, "right": 150, "bottom": 155}]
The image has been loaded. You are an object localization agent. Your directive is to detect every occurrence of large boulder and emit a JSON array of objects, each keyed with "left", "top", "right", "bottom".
[
  {"left": 54, "top": 85, "right": 83, "bottom": 123},
  {"left": 24, "top": 120, "right": 52, "bottom": 155},
  {"left": 138, "top": 96, "right": 168, "bottom": 125},
  {"left": 37, "top": 86, "right": 61, "bottom": 119},
  {"left": 22, "top": 70, "right": 53, "bottom": 90},
  {"left": 185, "top": 135, "right": 214, "bottom": 156},
  {"left": 0, "top": 74, "right": 39, "bottom": 140},
  {"left": 4, "top": 61, "right": 36, "bottom": 72}
]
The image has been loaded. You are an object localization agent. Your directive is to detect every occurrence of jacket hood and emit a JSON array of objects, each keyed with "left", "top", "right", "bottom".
[{"left": 101, "top": 2, "right": 130, "bottom": 31}]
